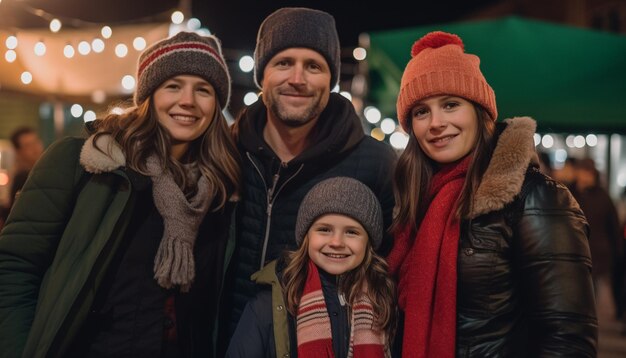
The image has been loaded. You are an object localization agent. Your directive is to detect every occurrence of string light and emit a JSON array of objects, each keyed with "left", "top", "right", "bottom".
[
  {"left": 34, "top": 41, "right": 46, "bottom": 56},
  {"left": 21, "top": 71, "right": 33, "bottom": 84},
  {"left": 50, "top": 19, "right": 62, "bottom": 33},
  {"left": 115, "top": 43, "right": 128, "bottom": 58},
  {"left": 63, "top": 44, "right": 75, "bottom": 58},
  {"left": 132, "top": 37, "right": 146, "bottom": 51},
  {"left": 78, "top": 41, "right": 91, "bottom": 55},
  {"left": 171, "top": 11, "right": 184, "bottom": 24},
  {"left": 5, "top": 50, "right": 16, "bottom": 63},
  {"left": 101, "top": 26, "right": 112, "bottom": 39},
  {"left": 91, "top": 38, "right": 105, "bottom": 53},
  {"left": 6, "top": 35, "right": 18, "bottom": 49}
]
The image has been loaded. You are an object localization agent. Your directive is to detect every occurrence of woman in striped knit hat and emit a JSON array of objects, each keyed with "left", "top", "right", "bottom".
[
  {"left": 227, "top": 177, "right": 396, "bottom": 357},
  {"left": 0, "top": 31, "right": 240, "bottom": 357}
]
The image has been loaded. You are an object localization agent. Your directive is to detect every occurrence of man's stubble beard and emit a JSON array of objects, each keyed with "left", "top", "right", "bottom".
[{"left": 266, "top": 92, "right": 325, "bottom": 128}]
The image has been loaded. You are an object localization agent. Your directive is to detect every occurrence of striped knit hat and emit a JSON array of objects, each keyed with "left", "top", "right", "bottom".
[
  {"left": 396, "top": 31, "right": 497, "bottom": 132},
  {"left": 135, "top": 31, "right": 231, "bottom": 109}
]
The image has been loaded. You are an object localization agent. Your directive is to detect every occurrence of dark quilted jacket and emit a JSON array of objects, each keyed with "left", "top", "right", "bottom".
[{"left": 225, "top": 93, "right": 396, "bottom": 334}]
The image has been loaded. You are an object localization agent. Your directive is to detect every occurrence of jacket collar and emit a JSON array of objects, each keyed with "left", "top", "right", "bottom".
[
  {"left": 80, "top": 134, "right": 125, "bottom": 174},
  {"left": 468, "top": 116, "right": 537, "bottom": 219}
]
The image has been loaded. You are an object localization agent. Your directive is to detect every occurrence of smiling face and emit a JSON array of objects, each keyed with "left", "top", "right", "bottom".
[
  {"left": 261, "top": 48, "right": 331, "bottom": 128},
  {"left": 153, "top": 75, "right": 217, "bottom": 159},
  {"left": 410, "top": 95, "right": 479, "bottom": 164},
  {"left": 306, "top": 214, "right": 368, "bottom": 275}
]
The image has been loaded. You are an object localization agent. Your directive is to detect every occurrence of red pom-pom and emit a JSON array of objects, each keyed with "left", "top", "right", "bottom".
[{"left": 411, "top": 31, "right": 464, "bottom": 57}]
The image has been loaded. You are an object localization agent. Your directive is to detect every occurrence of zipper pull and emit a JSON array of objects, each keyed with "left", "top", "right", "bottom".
[{"left": 338, "top": 292, "right": 346, "bottom": 306}]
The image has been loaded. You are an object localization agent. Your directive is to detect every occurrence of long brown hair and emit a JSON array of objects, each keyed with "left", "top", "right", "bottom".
[
  {"left": 282, "top": 234, "right": 397, "bottom": 340},
  {"left": 391, "top": 104, "right": 496, "bottom": 236},
  {"left": 92, "top": 97, "right": 240, "bottom": 210}
]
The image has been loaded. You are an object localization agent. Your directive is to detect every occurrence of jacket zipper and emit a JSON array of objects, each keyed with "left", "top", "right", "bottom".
[{"left": 246, "top": 153, "right": 304, "bottom": 269}]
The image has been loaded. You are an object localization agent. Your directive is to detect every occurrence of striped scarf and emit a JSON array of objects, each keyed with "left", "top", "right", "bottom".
[{"left": 296, "top": 260, "right": 387, "bottom": 358}]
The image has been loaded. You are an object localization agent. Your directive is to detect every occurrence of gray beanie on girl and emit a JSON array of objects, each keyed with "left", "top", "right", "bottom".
[{"left": 295, "top": 177, "right": 383, "bottom": 249}]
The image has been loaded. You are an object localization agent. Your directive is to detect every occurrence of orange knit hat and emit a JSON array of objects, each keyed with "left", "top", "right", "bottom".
[{"left": 396, "top": 31, "right": 497, "bottom": 132}]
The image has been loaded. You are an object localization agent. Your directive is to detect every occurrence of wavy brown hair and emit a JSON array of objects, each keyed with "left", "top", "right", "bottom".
[
  {"left": 91, "top": 97, "right": 240, "bottom": 210},
  {"left": 282, "top": 234, "right": 397, "bottom": 340},
  {"left": 391, "top": 104, "right": 496, "bottom": 236}
]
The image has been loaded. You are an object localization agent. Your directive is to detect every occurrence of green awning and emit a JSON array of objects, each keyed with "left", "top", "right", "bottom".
[{"left": 367, "top": 16, "right": 626, "bottom": 133}]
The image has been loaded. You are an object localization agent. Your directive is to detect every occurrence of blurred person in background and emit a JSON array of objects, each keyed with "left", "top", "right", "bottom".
[
  {"left": 574, "top": 158, "right": 623, "bottom": 322},
  {"left": 8, "top": 126, "right": 44, "bottom": 208},
  {"left": 0, "top": 32, "right": 240, "bottom": 358},
  {"left": 552, "top": 156, "right": 578, "bottom": 192}
]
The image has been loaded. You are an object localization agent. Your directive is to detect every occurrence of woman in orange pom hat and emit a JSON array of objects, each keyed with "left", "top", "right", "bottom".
[{"left": 386, "top": 31, "right": 597, "bottom": 357}]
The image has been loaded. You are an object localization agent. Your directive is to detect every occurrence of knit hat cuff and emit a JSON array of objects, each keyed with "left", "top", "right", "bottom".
[{"left": 397, "top": 71, "right": 497, "bottom": 132}]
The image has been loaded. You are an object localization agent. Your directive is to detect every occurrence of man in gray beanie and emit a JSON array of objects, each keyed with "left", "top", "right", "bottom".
[{"left": 220, "top": 7, "right": 397, "bottom": 348}]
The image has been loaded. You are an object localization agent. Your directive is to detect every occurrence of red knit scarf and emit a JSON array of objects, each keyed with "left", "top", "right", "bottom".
[
  {"left": 387, "top": 156, "right": 470, "bottom": 358},
  {"left": 296, "top": 261, "right": 387, "bottom": 358}
]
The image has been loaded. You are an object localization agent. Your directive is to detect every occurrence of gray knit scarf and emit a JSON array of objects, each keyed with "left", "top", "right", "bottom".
[{"left": 145, "top": 155, "right": 211, "bottom": 292}]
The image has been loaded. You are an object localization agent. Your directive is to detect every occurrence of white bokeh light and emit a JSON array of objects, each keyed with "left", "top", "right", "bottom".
[
  {"left": 84, "top": 110, "right": 97, "bottom": 122},
  {"left": 34, "top": 41, "right": 46, "bottom": 56},
  {"left": 574, "top": 135, "right": 586, "bottom": 148},
  {"left": 50, "top": 19, "right": 62, "bottom": 33},
  {"left": 63, "top": 44, "right": 75, "bottom": 58},
  {"left": 555, "top": 149, "right": 567, "bottom": 162},
  {"left": 533, "top": 133, "right": 541, "bottom": 146},
  {"left": 133, "top": 37, "right": 146, "bottom": 51},
  {"left": 364, "top": 106, "right": 381, "bottom": 124},
  {"left": 565, "top": 135, "right": 576, "bottom": 148},
  {"left": 618, "top": 172, "right": 626, "bottom": 187},
  {"left": 238, "top": 55, "right": 254, "bottom": 73},
  {"left": 121, "top": 75, "right": 135, "bottom": 90},
  {"left": 171, "top": 11, "right": 185, "bottom": 24},
  {"left": 390, "top": 132, "right": 410, "bottom": 150},
  {"left": 380, "top": 118, "right": 397, "bottom": 134},
  {"left": 353, "top": 47, "right": 367, "bottom": 61},
  {"left": 92, "top": 38, "right": 105, "bottom": 53},
  {"left": 115, "top": 44, "right": 128, "bottom": 58},
  {"left": 70, "top": 104, "right": 84, "bottom": 118},
  {"left": 6, "top": 36, "right": 18, "bottom": 49},
  {"left": 585, "top": 134, "right": 598, "bottom": 147},
  {"left": 78, "top": 41, "right": 91, "bottom": 55},
  {"left": 541, "top": 134, "right": 554, "bottom": 148},
  {"left": 21, "top": 71, "right": 32, "bottom": 84},
  {"left": 101, "top": 26, "right": 112, "bottom": 39},
  {"left": 243, "top": 92, "right": 259, "bottom": 106},
  {"left": 187, "top": 18, "right": 201, "bottom": 30},
  {"left": 5, "top": 50, "right": 16, "bottom": 63}
]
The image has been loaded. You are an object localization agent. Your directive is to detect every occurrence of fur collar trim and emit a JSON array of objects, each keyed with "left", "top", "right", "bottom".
[
  {"left": 80, "top": 134, "right": 125, "bottom": 174},
  {"left": 468, "top": 117, "right": 537, "bottom": 219}
]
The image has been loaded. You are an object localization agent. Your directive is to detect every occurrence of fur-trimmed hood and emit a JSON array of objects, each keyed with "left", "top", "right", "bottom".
[
  {"left": 468, "top": 116, "right": 537, "bottom": 219},
  {"left": 79, "top": 134, "right": 126, "bottom": 174}
]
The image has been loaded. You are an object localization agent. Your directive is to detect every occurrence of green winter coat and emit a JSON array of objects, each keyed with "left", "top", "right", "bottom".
[{"left": 0, "top": 136, "right": 235, "bottom": 358}]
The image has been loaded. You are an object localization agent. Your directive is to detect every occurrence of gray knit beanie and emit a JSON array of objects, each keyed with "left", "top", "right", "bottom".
[
  {"left": 295, "top": 177, "right": 383, "bottom": 250},
  {"left": 254, "top": 7, "right": 341, "bottom": 89},
  {"left": 135, "top": 31, "right": 231, "bottom": 109}
]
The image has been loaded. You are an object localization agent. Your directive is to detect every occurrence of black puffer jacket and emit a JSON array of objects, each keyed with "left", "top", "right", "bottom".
[
  {"left": 455, "top": 118, "right": 597, "bottom": 356},
  {"left": 226, "top": 93, "right": 396, "bottom": 333}
]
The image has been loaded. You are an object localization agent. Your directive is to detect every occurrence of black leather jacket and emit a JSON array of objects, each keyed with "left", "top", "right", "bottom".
[{"left": 455, "top": 118, "right": 597, "bottom": 357}]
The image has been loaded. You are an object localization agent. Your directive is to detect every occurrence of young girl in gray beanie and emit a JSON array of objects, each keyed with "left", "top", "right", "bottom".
[
  {"left": 0, "top": 31, "right": 240, "bottom": 357},
  {"left": 227, "top": 176, "right": 395, "bottom": 358}
]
